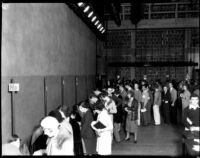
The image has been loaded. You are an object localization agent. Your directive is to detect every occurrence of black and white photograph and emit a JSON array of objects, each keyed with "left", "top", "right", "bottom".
[{"left": 1, "top": 1, "right": 199, "bottom": 156}]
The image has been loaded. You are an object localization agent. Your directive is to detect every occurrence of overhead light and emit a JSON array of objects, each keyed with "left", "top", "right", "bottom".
[
  {"left": 101, "top": 29, "right": 105, "bottom": 34},
  {"left": 94, "top": 20, "right": 99, "bottom": 25},
  {"left": 97, "top": 24, "right": 101, "bottom": 29},
  {"left": 91, "top": 16, "right": 96, "bottom": 22},
  {"left": 88, "top": 11, "right": 93, "bottom": 18},
  {"left": 83, "top": 6, "right": 90, "bottom": 12},
  {"left": 98, "top": 26, "right": 103, "bottom": 30},
  {"left": 77, "top": 2, "right": 84, "bottom": 7},
  {"left": 100, "top": 27, "right": 104, "bottom": 31}
]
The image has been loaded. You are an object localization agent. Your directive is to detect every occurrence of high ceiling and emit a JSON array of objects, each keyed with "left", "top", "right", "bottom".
[{"left": 67, "top": 0, "right": 198, "bottom": 39}]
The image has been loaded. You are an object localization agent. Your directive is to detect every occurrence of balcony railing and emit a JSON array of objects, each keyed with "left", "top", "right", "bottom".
[{"left": 104, "top": 1, "right": 199, "bottom": 21}]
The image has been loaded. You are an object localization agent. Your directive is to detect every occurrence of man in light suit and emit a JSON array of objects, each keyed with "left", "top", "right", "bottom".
[
  {"left": 180, "top": 84, "right": 191, "bottom": 123},
  {"left": 169, "top": 82, "right": 177, "bottom": 125}
]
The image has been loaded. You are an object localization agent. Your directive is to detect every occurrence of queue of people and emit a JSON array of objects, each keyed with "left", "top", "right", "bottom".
[{"left": 2, "top": 75, "right": 199, "bottom": 156}]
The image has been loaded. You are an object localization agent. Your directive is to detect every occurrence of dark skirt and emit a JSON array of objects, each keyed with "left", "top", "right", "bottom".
[
  {"left": 125, "top": 113, "right": 138, "bottom": 133},
  {"left": 83, "top": 138, "right": 96, "bottom": 154}
]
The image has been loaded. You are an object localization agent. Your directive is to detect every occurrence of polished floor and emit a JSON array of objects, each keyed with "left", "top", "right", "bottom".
[{"left": 112, "top": 124, "right": 183, "bottom": 156}]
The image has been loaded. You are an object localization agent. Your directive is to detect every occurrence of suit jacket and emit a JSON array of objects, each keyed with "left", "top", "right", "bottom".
[
  {"left": 70, "top": 118, "right": 82, "bottom": 143},
  {"left": 146, "top": 90, "right": 153, "bottom": 109},
  {"left": 81, "top": 110, "right": 96, "bottom": 139},
  {"left": 162, "top": 91, "right": 171, "bottom": 105},
  {"left": 125, "top": 99, "right": 138, "bottom": 121}
]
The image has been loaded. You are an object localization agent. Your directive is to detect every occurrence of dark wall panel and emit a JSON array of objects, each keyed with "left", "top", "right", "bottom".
[
  {"left": 77, "top": 76, "right": 87, "bottom": 103},
  {"left": 13, "top": 76, "right": 44, "bottom": 143},
  {"left": 1, "top": 77, "right": 12, "bottom": 143},
  {"left": 46, "top": 76, "right": 62, "bottom": 114},
  {"left": 87, "top": 75, "right": 96, "bottom": 97},
  {"left": 63, "top": 76, "right": 76, "bottom": 107}
]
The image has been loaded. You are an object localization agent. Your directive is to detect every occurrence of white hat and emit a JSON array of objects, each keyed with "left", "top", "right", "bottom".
[
  {"left": 93, "top": 90, "right": 101, "bottom": 96},
  {"left": 40, "top": 116, "right": 59, "bottom": 129}
]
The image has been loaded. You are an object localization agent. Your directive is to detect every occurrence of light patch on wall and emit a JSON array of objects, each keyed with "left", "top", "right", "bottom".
[{"left": 2, "top": 3, "right": 9, "bottom": 10}]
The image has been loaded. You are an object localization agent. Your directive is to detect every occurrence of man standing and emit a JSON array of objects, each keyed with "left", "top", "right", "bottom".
[
  {"left": 133, "top": 82, "right": 142, "bottom": 126},
  {"left": 180, "top": 84, "right": 191, "bottom": 123},
  {"left": 169, "top": 82, "right": 177, "bottom": 125}
]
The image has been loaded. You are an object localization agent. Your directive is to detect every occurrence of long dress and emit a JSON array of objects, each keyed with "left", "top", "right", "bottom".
[{"left": 95, "top": 109, "right": 113, "bottom": 155}]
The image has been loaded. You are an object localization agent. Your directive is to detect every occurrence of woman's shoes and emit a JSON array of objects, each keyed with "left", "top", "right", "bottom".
[{"left": 134, "top": 140, "right": 137, "bottom": 143}]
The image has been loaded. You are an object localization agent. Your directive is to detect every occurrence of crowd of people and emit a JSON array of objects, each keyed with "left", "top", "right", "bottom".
[{"left": 2, "top": 75, "right": 199, "bottom": 156}]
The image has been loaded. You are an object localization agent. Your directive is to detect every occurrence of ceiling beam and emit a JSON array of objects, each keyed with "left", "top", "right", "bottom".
[{"left": 108, "top": 61, "right": 198, "bottom": 67}]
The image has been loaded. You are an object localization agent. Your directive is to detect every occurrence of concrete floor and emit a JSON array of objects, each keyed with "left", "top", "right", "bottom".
[{"left": 112, "top": 124, "right": 183, "bottom": 156}]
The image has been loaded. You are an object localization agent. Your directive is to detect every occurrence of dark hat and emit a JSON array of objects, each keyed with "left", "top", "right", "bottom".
[
  {"left": 80, "top": 102, "right": 90, "bottom": 109},
  {"left": 93, "top": 101, "right": 105, "bottom": 111}
]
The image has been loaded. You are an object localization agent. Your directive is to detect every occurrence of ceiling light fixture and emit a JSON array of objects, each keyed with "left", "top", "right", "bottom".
[
  {"left": 91, "top": 16, "right": 96, "bottom": 22},
  {"left": 77, "top": 2, "right": 84, "bottom": 7},
  {"left": 98, "top": 26, "right": 103, "bottom": 30},
  {"left": 101, "top": 29, "right": 105, "bottom": 33},
  {"left": 97, "top": 24, "right": 101, "bottom": 29},
  {"left": 94, "top": 20, "right": 99, "bottom": 25},
  {"left": 83, "top": 6, "right": 90, "bottom": 12},
  {"left": 88, "top": 11, "right": 93, "bottom": 18},
  {"left": 100, "top": 27, "right": 104, "bottom": 31}
]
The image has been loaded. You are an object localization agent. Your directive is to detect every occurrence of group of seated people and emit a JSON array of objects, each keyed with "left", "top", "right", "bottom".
[{"left": 2, "top": 76, "right": 199, "bottom": 156}]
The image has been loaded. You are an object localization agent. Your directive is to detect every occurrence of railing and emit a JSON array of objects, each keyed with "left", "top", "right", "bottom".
[{"left": 104, "top": 1, "right": 199, "bottom": 21}]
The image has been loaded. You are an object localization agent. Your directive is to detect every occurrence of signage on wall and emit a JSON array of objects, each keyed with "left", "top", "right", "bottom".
[{"left": 9, "top": 83, "right": 20, "bottom": 92}]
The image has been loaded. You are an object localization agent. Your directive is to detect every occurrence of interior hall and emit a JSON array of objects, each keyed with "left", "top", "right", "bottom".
[{"left": 1, "top": 1, "right": 199, "bottom": 156}]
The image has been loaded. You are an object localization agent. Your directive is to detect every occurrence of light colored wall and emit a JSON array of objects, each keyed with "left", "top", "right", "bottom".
[
  {"left": 1, "top": 3, "right": 96, "bottom": 144},
  {"left": 2, "top": 3, "right": 96, "bottom": 76}
]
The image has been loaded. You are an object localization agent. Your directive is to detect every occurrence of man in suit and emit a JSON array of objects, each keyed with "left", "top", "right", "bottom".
[
  {"left": 169, "top": 82, "right": 177, "bottom": 125},
  {"left": 79, "top": 102, "right": 97, "bottom": 155}
]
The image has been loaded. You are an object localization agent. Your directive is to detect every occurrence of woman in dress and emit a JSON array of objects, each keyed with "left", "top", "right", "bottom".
[
  {"left": 124, "top": 90, "right": 138, "bottom": 143},
  {"left": 91, "top": 102, "right": 113, "bottom": 155}
]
